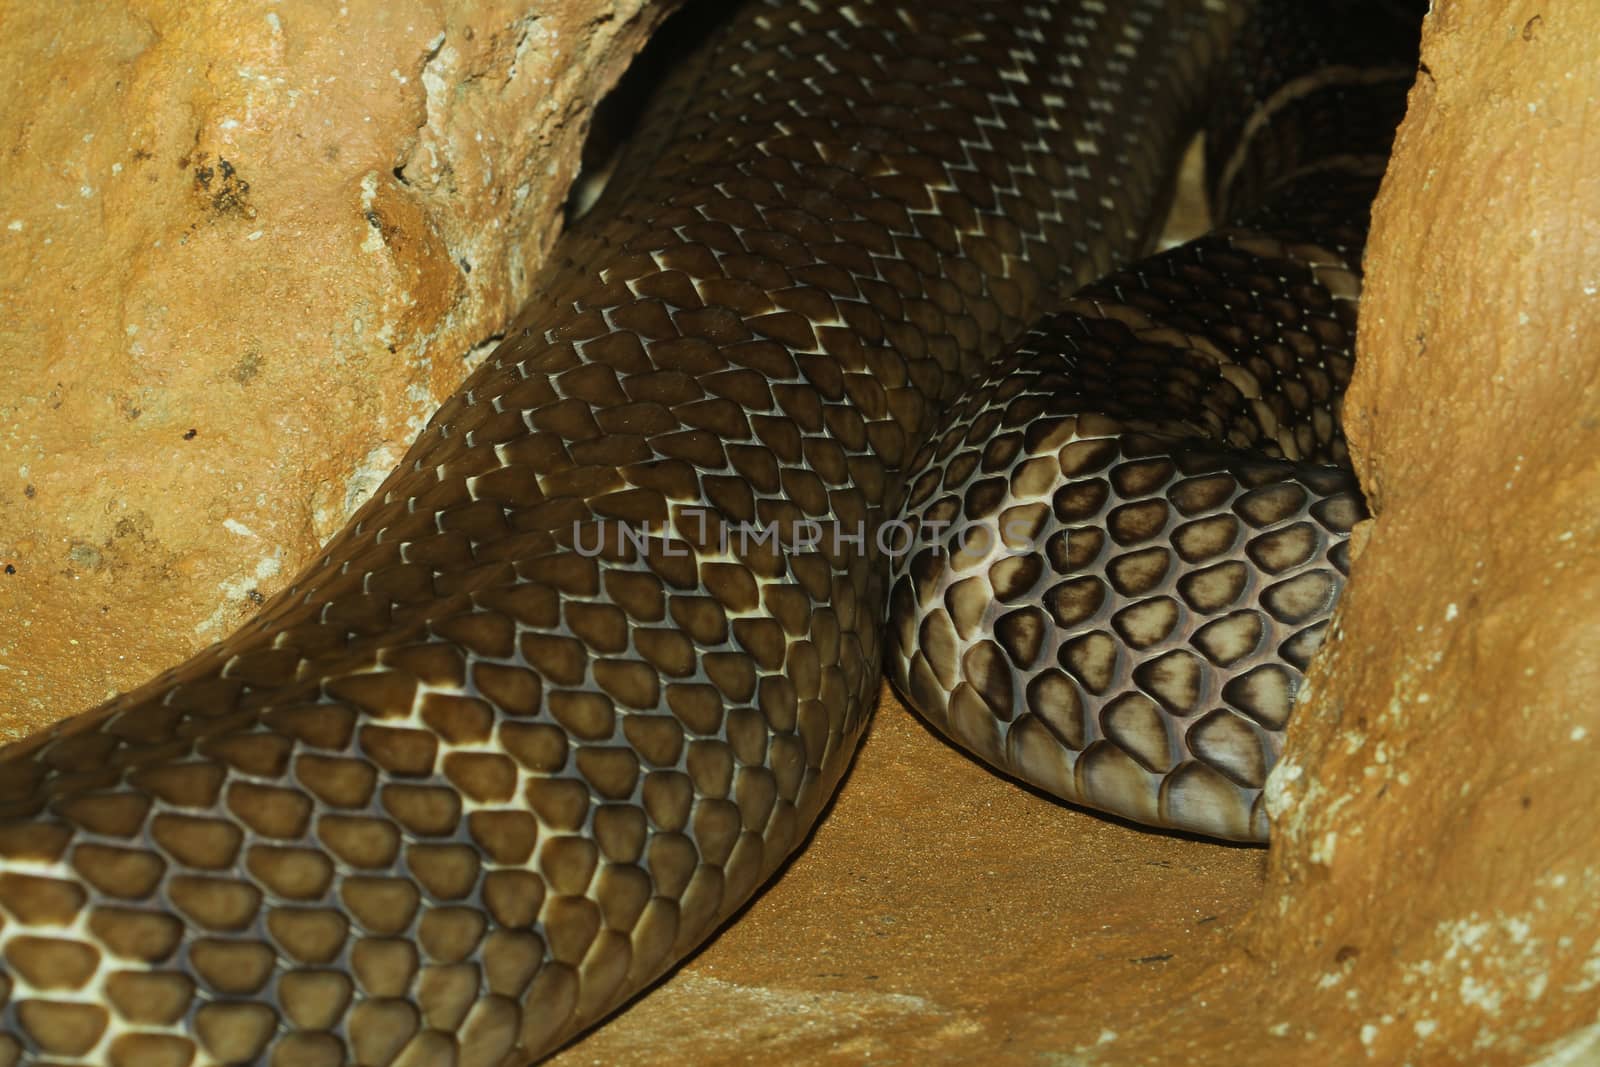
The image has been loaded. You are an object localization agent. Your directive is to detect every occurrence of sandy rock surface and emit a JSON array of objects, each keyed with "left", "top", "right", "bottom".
[
  {"left": 1235, "top": 1, "right": 1600, "bottom": 1060},
  {"left": 0, "top": 0, "right": 674, "bottom": 731}
]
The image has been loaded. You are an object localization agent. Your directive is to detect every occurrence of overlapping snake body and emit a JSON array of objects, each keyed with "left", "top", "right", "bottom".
[
  {"left": 886, "top": 182, "right": 1402, "bottom": 843},
  {"left": 884, "top": 8, "right": 1420, "bottom": 841},
  {"left": 0, "top": 2, "right": 1416, "bottom": 1064}
]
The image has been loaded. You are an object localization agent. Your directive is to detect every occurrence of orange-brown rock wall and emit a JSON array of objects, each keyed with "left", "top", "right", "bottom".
[
  {"left": 0, "top": 0, "right": 676, "bottom": 730},
  {"left": 1242, "top": 0, "right": 1600, "bottom": 1060}
]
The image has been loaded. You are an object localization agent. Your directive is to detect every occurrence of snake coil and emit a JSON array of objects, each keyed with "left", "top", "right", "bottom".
[{"left": 0, "top": 1, "right": 1418, "bottom": 1063}]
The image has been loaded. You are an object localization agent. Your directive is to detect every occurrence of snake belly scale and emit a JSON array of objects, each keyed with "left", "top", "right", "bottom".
[{"left": 0, "top": 1, "right": 1419, "bottom": 1064}]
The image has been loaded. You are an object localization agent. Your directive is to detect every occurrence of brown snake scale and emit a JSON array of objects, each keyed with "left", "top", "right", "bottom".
[{"left": 0, "top": 1, "right": 1419, "bottom": 1063}]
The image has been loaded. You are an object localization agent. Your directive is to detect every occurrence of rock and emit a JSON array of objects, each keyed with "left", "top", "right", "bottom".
[
  {"left": 1242, "top": 0, "right": 1600, "bottom": 1060},
  {"left": 0, "top": 0, "right": 675, "bottom": 731}
]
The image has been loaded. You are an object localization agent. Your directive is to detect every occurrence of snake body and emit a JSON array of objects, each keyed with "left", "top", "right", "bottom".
[
  {"left": 887, "top": 12, "right": 1420, "bottom": 840},
  {"left": 0, "top": 1, "right": 1416, "bottom": 1063}
]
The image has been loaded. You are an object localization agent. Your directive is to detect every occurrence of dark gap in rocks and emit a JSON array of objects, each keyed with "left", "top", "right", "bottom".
[{"left": 564, "top": 0, "right": 747, "bottom": 224}]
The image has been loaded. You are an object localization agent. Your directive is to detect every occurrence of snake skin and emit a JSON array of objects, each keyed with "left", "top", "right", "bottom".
[
  {"left": 886, "top": 8, "right": 1419, "bottom": 840},
  {"left": 885, "top": 225, "right": 1374, "bottom": 841},
  {"left": 0, "top": 1, "right": 1255, "bottom": 1063},
  {"left": 886, "top": 2, "right": 1418, "bottom": 842}
]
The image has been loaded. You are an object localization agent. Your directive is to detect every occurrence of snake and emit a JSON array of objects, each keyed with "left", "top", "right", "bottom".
[{"left": 0, "top": 0, "right": 1419, "bottom": 1064}]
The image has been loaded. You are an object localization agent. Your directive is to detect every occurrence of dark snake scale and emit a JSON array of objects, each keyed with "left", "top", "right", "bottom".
[{"left": 0, "top": 1, "right": 1419, "bottom": 1063}]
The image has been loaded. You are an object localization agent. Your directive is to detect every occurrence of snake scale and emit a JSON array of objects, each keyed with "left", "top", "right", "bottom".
[{"left": 0, "top": 1, "right": 1419, "bottom": 1063}]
